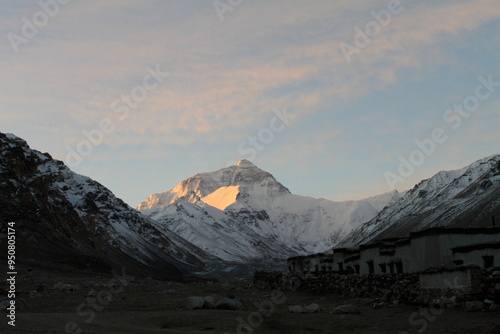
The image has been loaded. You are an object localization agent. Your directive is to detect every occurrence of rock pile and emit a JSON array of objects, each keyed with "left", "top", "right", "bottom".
[
  {"left": 408, "top": 267, "right": 500, "bottom": 311},
  {"left": 288, "top": 303, "right": 320, "bottom": 313},
  {"left": 186, "top": 296, "right": 242, "bottom": 311},
  {"left": 253, "top": 271, "right": 303, "bottom": 291}
]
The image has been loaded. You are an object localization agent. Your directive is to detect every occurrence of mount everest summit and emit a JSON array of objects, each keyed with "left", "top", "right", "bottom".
[{"left": 137, "top": 159, "right": 399, "bottom": 262}]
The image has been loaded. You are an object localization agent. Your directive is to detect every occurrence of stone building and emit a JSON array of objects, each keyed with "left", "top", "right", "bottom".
[
  {"left": 452, "top": 242, "right": 500, "bottom": 268},
  {"left": 288, "top": 226, "right": 500, "bottom": 275}
]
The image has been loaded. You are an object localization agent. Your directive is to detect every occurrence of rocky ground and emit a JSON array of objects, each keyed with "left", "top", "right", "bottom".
[{"left": 1, "top": 264, "right": 500, "bottom": 334}]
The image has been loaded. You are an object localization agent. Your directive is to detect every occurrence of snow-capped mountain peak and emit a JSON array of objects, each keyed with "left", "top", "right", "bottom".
[
  {"left": 137, "top": 160, "right": 290, "bottom": 211},
  {"left": 236, "top": 159, "right": 256, "bottom": 167},
  {"left": 138, "top": 160, "right": 380, "bottom": 261}
]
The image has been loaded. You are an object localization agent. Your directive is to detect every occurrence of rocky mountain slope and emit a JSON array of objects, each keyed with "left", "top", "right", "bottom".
[
  {"left": 0, "top": 132, "right": 214, "bottom": 279},
  {"left": 5, "top": 131, "right": 495, "bottom": 273},
  {"left": 341, "top": 155, "right": 500, "bottom": 246},
  {"left": 138, "top": 160, "right": 389, "bottom": 261}
]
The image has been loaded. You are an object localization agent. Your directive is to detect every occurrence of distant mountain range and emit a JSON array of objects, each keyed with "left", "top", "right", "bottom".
[
  {"left": 138, "top": 157, "right": 500, "bottom": 260},
  {"left": 1, "top": 131, "right": 498, "bottom": 277}
]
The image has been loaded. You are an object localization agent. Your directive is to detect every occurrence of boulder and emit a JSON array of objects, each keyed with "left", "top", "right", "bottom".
[
  {"left": 215, "top": 297, "right": 242, "bottom": 310},
  {"left": 441, "top": 295, "right": 457, "bottom": 307},
  {"left": 187, "top": 296, "right": 205, "bottom": 310},
  {"left": 87, "top": 290, "right": 97, "bottom": 297},
  {"left": 304, "top": 303, "right": 320, "bottom": 313},
  {"left": 203, "top": 296, "right": 216, "bottom": 309},
  {"left": 332, "top": 304, "right": 361, "bottom": 314},
  {"left": 288, "top": 305, "right": 307, "bottom": 313},
  {"left": 465, "top": 301, "right": 484, "bottom": 312}
]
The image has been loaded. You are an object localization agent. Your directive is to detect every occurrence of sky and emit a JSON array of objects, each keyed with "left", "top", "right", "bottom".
[{"left": 1, "top": 0, "right": 499, "bottom": 208}]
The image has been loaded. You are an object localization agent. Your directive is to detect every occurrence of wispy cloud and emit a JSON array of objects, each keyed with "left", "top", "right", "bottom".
[{"left": 0, "top": 0, "right": 498, "bottom": 205}]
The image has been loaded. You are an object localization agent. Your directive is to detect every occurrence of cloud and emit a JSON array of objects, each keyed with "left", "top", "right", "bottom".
[{"left": 0, "top": 1, "right": 498, "bottom": 205}]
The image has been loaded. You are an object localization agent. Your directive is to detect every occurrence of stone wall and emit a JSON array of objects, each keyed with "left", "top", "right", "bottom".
[
  {"left": 254, "top": 271, "right": 421, "bottom": 304},
  {"left": 254, "top": 267, "right": 500, "bottom": 307},
  {"left": 419, "top": 266, "right": 481, "bottom": 291}
]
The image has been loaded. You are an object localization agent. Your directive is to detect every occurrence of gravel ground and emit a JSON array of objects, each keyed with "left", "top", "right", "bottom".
[{"left": 1, "top": 266, "right": 499, "bottom": 334}]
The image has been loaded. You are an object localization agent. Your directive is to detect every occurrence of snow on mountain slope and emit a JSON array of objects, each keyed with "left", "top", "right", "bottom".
[
  {"left": 341, "top": 155, "right": 500, "bottom": 246},
  {"left": 138, "top": 159, "right": 380, "bottom": 260},
  {"left": 361, "top": 190, "right": 405, "bottom": 212},
  {"left": 141, "top": 198, "right": 299, "bottom": 262},
  {"left": 0, "top": 132, "right": 213, "bottom": 278},
  {"left": 201, "top": 185, "right": 240, "bottom": 210},
  {"left": 224, "top": 191, "right": 378, "bottom": 252}
]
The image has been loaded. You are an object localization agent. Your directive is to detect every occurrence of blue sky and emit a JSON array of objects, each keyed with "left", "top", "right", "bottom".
[{"left": 1, "top": 0, "right": 499, "bottom": 207}]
